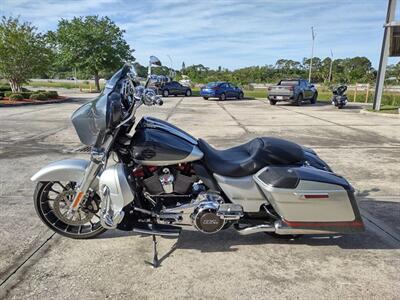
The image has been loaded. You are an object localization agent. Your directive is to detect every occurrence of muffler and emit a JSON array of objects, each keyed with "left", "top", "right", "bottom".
[{"left": 236, "top": 220, "right": 334, "bottom": 235}]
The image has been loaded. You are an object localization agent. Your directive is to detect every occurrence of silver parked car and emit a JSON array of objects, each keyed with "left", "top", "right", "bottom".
[{"left": 268, "top": 79, "right": 318, "bottom": 106}]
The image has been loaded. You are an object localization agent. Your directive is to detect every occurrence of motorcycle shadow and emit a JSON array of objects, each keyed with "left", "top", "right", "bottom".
[{"left": 100, "top": 223, "right": 399, "bottom": 252}]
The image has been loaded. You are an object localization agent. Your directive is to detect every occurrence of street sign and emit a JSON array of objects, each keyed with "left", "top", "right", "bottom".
[{"left": 389, "top": 25, "right": 400, "bottom": 56}]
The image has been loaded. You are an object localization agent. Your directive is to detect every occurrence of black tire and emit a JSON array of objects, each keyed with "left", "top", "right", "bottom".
[
  {"left": 310, "top": 92, "right": 318, "bottom": 104},
  {"left": 162, "top": 89, "right": 169, "bottom": 97},
  {"left": 34, "top": 181, "right": 107, "bottom": 239},
  {"left": 237, "top": 92, "right": 244, "bottom": 100},
  {"left": 203, "top": 97, "right": 209, "bottom": 100},
  {"left": 338, "top": 105, "right": 343, "bottom": 109},
  {"left": 185, "top": 89, "right": 192, "bottom": 97},
  {"left": 295, "top": 94, "right": 303, "bottom": 106},
  {"left": 269, "top": 99, "right": 277, "bottom": 105},
  {"left": 219, "top": 93, "right": 226, "bottom": 101}
]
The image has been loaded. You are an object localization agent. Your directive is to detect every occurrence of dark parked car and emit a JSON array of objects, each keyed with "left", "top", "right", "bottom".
[
  {"left": 200, "top": 82, "right": 244, "bottom": 100},
  {"left": 160, "top": 81, "right": 192, "bottom": 97}
]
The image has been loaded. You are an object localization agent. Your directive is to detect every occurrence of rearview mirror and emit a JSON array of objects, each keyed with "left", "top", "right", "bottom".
[{"left": 149, "top": 56, "right": 162, "bottom": 66}]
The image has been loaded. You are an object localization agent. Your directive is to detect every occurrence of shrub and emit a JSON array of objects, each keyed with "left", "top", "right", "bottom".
[
  {"left": 30, "top": 93, "right": 48, "bottom": 100},
  {"left": 20, "top": 92, "right": 33, "bottom": 98},
  {"left": 8, "top": 93, "right": 24, "bottom": 101},
  {"left": 4, "top": 91, "right": 12, "bottom": 97},
  {"left": 0, "top": 85, "right": 11, "bottom": 92},
  {"left": 0, "top": 92, "right": 4, "bottom": 98},
  {"left": 46, "top": 90, "right": 58, "bottom": 98}
]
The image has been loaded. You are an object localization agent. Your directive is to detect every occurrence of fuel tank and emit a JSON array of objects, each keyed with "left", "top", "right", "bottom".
[{"left": 130, "top": 116, "right": 203, "bottom": 166}]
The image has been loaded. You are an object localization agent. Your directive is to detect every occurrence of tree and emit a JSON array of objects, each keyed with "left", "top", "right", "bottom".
[
  {"left": 0, "top": 17, "right": 52, "bottom": 92},
  {"left": 54, "top": 16, "right": 134, "bottom": 91}
]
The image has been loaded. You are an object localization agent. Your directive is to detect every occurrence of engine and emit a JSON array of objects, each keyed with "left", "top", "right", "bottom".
[
  {"left": 134, "top": 164, "right": 244, "bottom": 234},
  {"left": 139, "top": 164, "right": 197, "bottom": 196}
]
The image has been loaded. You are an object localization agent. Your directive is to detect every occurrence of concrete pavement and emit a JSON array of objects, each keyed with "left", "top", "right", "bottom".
[{"left": 0, "top": 94, "right": 399, "bottom": 299}]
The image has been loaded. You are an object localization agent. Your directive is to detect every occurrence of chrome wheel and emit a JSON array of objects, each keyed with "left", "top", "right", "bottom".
[{"left": 34, "top": 181, "right": 107, "bottom": 239}]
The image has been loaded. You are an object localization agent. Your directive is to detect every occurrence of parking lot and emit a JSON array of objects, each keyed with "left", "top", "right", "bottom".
[{"left": 0, "top": 94, "right": 399, "bottom": 299}]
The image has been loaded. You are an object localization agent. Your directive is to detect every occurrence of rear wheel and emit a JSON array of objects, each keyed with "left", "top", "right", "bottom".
[
  {"left": 310, "top": 92, "right": 318, "bottom": 104},
  {"left": 219, "top": 93, "right": 226, "bottom": 101},
  {"left": 163, "top": 89, "right": 169, "bottom": 97},
  {"left": 34, "top": 181, "right": 106, "bottom": 239},
  {"left": 295, "top": 94, "right": 303, "bottom": 106},
  {"left": 185, "top": 89, "right": 192, "bottom": 97},
  {"left": 269, "top": 99, "right": 277, "bottom": 105},
  {"left": 237, "top": 92, "right": 244, "bottom": 100},
  {"left": 203, "top": 97, "right": 209, "bottom": 100}
]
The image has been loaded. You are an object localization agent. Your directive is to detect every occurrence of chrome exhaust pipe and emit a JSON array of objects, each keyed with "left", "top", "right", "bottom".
[{"left": 236, "top": 223, "right": 275, "bottom": 235}]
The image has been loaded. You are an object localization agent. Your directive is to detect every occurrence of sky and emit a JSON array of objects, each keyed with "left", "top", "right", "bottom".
[{"left": 1, "top": 0, "right": 399, "bottom": 70}]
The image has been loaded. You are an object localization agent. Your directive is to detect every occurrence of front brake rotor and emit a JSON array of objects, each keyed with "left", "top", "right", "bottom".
[{"left": 53, "top": 190, "right": 94, "bottom": 225}]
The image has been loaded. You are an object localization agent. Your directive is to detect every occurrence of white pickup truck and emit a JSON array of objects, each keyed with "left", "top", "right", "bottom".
[{"left": 267, "top": 79, "right": 318, "bottom": 106}]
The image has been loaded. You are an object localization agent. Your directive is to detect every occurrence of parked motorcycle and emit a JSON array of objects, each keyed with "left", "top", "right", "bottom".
[
  {"left": 331, "top": 85, "right": 348, "bottom": 109},
  {"left": 31, "top": 57, "right": 364, "bottom": 267}
]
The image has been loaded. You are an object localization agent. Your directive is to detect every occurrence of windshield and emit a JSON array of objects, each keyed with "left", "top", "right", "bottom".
[
  {"left": 71, "top": 65, "right": 131, "bottom": 146},
  {"left": 205, "top": 82, "right": 220, "bottom": 88},
  {"left": 279, "top": 80, "right": 299, "bottom": 86}
]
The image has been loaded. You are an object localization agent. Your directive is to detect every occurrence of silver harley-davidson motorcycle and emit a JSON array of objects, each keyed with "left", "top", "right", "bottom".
[{"left": 31, "top": 57, "right": 364, "bottom": 266}]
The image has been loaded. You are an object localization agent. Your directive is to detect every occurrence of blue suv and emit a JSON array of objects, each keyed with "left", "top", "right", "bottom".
[{"left": 200, "top": 82, "right": 244, "bottom": 100}]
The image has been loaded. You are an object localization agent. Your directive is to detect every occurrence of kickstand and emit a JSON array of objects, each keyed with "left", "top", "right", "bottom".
[{"left": 151, "top": 234, "right": 159, "bottom": 268}]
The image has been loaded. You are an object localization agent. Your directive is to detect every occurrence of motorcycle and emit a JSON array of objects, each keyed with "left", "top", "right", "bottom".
[
  {"left": 331, "top": 85, "right": 348, "bottom": 109},
  {"left": 31, "top": 57, "right": 364, "bottom": 267}
]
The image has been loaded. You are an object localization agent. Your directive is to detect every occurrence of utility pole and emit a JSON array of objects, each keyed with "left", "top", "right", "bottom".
[
  {"left": 308, "top": 26, "right": 316, "bottom": 83},
  {"left": 328, "top": 49, "right": 334, "bottom": 83},
  {"left": 374, "top": 0, "right": 397, "bottom": 110}
]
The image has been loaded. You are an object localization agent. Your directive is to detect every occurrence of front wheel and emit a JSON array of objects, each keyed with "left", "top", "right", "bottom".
[
  {"left": 219, "top": 93, "right": 226, "bottom": 101},
  {"left": 163, "top": 89, "right": 169, "bottom": 97},
  {"left": 269, "top": 99, "right": 277, "bottom": 105},
  {"left": 237, "top": 92, "right": 244, "bottom": 100},
  {"left": 203, "top": 97, "right": 209, "bottom": 100},
  {"left": 34, "top": 181, "right": 106, "bottom": 239},
  {"left": 185, "top": 89, "right": 192, "bottom": 97}
]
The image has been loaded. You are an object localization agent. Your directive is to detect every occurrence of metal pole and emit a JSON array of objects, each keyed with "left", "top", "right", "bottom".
[
  {"left": 328, "top": 49, "right": 333, "bottom": 83},
  {"left": 373, "top": 0, "right": 397, "bottom": 110},
  {"left": 308, "top": 27, "right": 315, "bottom": 83}
]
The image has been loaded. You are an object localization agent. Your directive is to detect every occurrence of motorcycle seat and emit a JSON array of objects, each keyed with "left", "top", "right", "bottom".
[{"left": 198, "top": 137, "right": 305, "bottom": 177}]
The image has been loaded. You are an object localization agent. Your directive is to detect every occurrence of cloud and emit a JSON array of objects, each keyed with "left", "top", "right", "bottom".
[{"left": 1, "top": 0, "right": 398, "bottom": 69}]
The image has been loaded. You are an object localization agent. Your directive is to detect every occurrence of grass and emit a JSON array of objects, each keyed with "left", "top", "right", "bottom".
[
  {"left": 366, "top": 105, "right": 399, "bottom": 114},
  {"left": 26, "top": 80, "right": 105, "bottom": 90}
]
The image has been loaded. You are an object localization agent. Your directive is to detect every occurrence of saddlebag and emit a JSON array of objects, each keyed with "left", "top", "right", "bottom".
[{"left": 253, "top": 166, "right": 364, "bottom": 233}]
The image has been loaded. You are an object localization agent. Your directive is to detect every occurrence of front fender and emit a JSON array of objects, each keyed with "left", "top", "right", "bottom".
[{"left": 30, "top": 159, "right": 98, "bottom": 187}]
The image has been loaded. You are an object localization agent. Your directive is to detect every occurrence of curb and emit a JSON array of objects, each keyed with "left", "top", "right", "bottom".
[
  {"left": 360, "top": 108, "right": 400, "bottom": 118},
  {"left": 0, "top": 97, "right": 71, "bottom": 107}
]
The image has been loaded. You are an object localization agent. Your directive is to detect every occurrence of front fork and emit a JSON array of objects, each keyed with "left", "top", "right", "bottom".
[{"left": 68, "top": 149, "right": 105, "bottom": 214}]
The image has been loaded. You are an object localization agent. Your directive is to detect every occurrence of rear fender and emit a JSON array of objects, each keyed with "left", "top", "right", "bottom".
[{"left": 30, "top": 159, "right": 99, "bottom": 188}]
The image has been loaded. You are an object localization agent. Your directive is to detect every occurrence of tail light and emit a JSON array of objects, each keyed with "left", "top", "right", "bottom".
[
  {"left": 288, "top": 86, "right": 294, "bottom": 91},
  {"left": 267, "top": 87, "right": 272, "bottom": 91}
]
